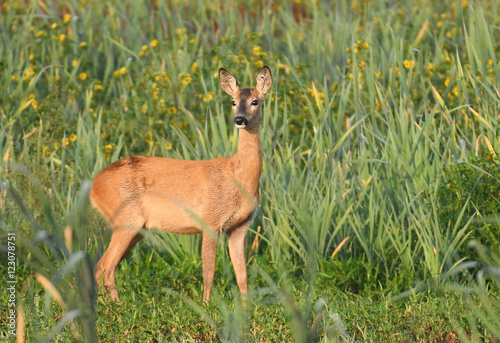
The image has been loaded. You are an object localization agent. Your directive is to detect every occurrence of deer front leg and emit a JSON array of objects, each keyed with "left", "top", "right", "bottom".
[
  {"left": 227, "top": 223, "right": 250, "bottom": 299},
  {"left": 202, "top": 232, "right": 219, "bottom": 302}
]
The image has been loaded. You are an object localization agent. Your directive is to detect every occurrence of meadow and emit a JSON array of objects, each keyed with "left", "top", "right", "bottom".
[{"left": 1, "top": 0, "right": 500, "bottom": 341}]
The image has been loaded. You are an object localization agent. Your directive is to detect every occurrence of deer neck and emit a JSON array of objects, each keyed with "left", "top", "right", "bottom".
[{"left": 231, "top": 127, "right": 262, "bottom": 199}]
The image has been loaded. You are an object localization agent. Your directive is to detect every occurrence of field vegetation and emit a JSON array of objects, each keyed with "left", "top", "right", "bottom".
[{"left": 1, "top": 0, "right": 500, "bottom": 341}]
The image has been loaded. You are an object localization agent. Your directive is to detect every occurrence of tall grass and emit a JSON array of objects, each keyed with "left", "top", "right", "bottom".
[{"left": 1, "top": 0, "right": 499, "bottom": 340}]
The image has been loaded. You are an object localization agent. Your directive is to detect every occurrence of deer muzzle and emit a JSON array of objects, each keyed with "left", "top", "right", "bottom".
[{"left": 234, "top": 116, "right": 249, "bottom": 128}]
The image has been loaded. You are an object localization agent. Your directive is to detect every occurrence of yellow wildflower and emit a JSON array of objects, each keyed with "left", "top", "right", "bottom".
[
  {"left": 191, "top": 62, "right": 199, "bottom": 72},
  {"left": 80, "top": 41, "right": 87, "bottom": 47},
  {"left": 79, "top": 72, "right": 87, "bottom": 80},
  {"left": 94, "top": 84, "right": 103, "bottom": 91},
  {"left": 70, "top": 134, "right": 77, "bottom": 142},
  {"left": 29, "top": 53, "right": 34, "bottom": 61},
  {"left": 104, "top": 144, "right": 114, "bottom": 156},
  {"left": 150, "top": 39, "right": 159, "bottom": 48},
  {"left": 35, "top": 31, "right": 43, "bottom": 38},
  {"left": 201, "top": 92, "right": 214, "bottom": 102},
  {"left": 59, "top": 34, "right": 66, "bottom": 42},
  {"left": 168, "top": 106, "right": 177, "bottom": 115},
  {"left": 63, "top": 14, "right": 72, "bottom": 24},
  {"left": 253, "top": 46, "right": 262, "bottom": 56},
  {"left": 23, "top": 65, "right": 35, "bottom": 81},
  {"left": 72, "top": 60, "right": 78, "bottom": 67},
  {"left": 120, "top": 67, "right": 127, "bottom": 75},
  {"left": 52, "top": 23, "right": 57, "bottom": 29},
  {"left": 403, "top": 60, "right": 415, "bottom": 69},
  {"left": 42, "top": 146, "right": 51, "bottom": 156},
  {"left": 141, "top": 103, "right": 147, "bottom": 114},
  {"left": 182, "top": 74, "right": 192, "bottom": 86}
]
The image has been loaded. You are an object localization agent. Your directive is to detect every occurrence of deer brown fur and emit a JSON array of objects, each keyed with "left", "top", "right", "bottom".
[{"left": 90, "top": 66, "right": 272, "bottom": 303}]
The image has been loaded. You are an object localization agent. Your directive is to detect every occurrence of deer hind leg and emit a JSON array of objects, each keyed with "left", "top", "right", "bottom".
[
  {"left": 202, "top": 231, "right": 220, "bottom": 302},
  {"left": 227, "top": 223, "right": 250, "bottom": 299},
  {"left": 95, "top": 217, "right": 144, "bottom": 303}
]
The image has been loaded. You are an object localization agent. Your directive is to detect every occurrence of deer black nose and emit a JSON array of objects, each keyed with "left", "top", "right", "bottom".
[{"left": 234, "top": 116, "right": 248, "bottom": 127}]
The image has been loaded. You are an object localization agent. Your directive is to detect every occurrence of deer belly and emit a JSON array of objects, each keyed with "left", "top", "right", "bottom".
[{"left": 143, "top": 192, "right": 203, "bottom": 234}]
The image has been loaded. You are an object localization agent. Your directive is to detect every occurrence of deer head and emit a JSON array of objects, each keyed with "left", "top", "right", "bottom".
[{"left": 219, "top": 66, "right": 272, "bottom": 131}]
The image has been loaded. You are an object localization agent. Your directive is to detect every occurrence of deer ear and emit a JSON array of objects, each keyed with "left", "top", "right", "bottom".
[
  {"left": 255, "top": 66, "right": 272, "bottom": 95},
  {"left": 219, "top": 68, "right": 241, "bottom": 96}
]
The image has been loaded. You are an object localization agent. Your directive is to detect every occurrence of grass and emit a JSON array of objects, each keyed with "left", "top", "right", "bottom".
[{"left": 1, "top": 0, "right": 500, "bottom": 341}]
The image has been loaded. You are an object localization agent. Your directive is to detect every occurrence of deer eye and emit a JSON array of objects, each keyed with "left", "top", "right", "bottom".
[
  {"left": 232, "top": 101, "right": 236, "bottom": 107},
  {"left": 251, "top": 100, "right": 259, "bottom": 106}
]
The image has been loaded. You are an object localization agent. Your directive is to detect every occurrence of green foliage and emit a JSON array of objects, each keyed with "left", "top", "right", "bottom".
[{"left": 438, "top": 153, "right": 500, "bottom": 250}]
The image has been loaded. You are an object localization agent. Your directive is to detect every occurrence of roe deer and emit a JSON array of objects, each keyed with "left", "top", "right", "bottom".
[{"left": 90, "top": 66, "right": 272, "bottom": 303}]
